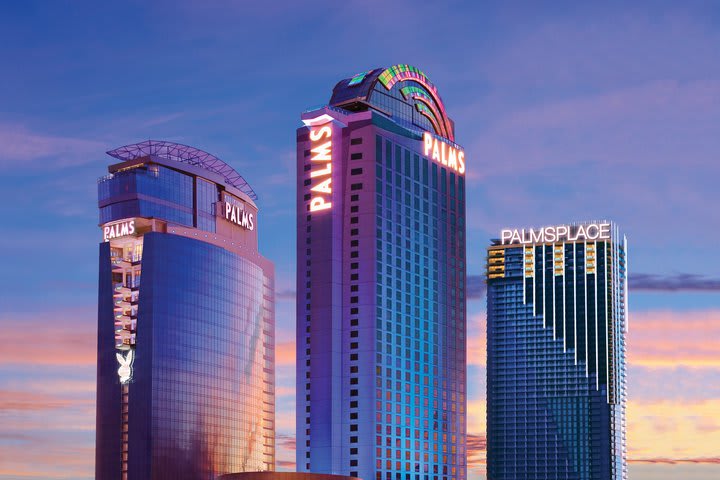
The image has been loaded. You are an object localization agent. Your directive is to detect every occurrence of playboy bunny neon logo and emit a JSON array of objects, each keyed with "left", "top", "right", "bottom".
[{"left": 116, "top": 350, "right": 134, "bottom": 383}]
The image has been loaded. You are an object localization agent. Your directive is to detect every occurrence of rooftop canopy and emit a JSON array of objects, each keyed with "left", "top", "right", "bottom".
[
  {"left": 328, "top": 64, "right": 455, "bottom": 142},
  {"left": 107, "top": 140, "right": 257, "bottom": 200}
]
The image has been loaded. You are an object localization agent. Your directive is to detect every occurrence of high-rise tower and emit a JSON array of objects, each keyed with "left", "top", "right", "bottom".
[
  {"left": 296, "top": 65, "right": 467, "bottom": 480},
  {"left": 486, "top": 222, "right": 628, "bottom": 479},
  {"left": 95, "top": 141, "right": 275, "bottom": 480}
]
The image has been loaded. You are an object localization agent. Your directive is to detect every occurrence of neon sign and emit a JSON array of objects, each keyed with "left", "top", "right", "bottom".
[
  {"left": 501, "top": 223, "right": 611, "bottom": 245},
  {"left": 104, "top": 220, "right": 135, "bottom": 242},
  {"left": 308, "top": 124, "right": 333, "bottom": 212},
  {"left": 116, "top": 350, "right": 134, "bottom": 384},
  {"left": 222, "top": 202, "right": 255, "bottom": 230},
  {"left": 423, "top": 132, "right": 465, "bottom": 175}
]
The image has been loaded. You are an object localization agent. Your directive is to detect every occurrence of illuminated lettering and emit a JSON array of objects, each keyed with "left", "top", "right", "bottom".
[
  {"left": 311, "top": 178, "right": 332, "bottom": 194},
  {"left": 422, "top": 131, "right": 466, "bottom": 176},
  {"left": 222, "top": 202, "right": 255, "bottom": 231},
  {"left": 103, "top": 220, "right": 136, "bottom": 242},
  {"left": 448, "top": 148, "right": 457, "bottom": 170},
  {"left": 309, "top": 122, "right": 333, "bottom": 212},
  {"left": 529, "top": 228, "right": 543, "bottom": 244},
  {"left": 310, "top": 163, "right": 331, "bottom": 178},
  {"left": 424, "top": 133, "right": 433, "bottom": 156},
  {"left": 500, "top": 223, "right": 612, "bottom": 245},
  {"left": 310, "top": 197, "right": 331, "bottom": 211},
  {"left": 311, "top": 142, "right": 332, "bottom": 162}
]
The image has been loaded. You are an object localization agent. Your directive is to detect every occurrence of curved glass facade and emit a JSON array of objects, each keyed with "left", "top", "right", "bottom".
[
  {"left": 98, "top": 164, "right": 194, "bottom": 226},
  {"left": 96, "top": 149, "right": 274, "bottom": 480},
  {"left": 130, "top": 233, "right": 274, "bottom": 477}
]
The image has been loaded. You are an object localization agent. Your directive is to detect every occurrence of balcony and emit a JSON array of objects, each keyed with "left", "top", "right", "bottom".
[
  {"left": 114, "top": 330, "right": 136, "bottom": 348},
  {"left": 114, "top": 318, "right": 137, "bottom": 333}
]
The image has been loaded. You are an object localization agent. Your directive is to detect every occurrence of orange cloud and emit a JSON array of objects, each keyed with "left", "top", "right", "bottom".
[
  {"left": 629, "top": 310, "right": 720, "bottom": 368},
  {"left": 628, "top": 399, "right": 720, "bottom": 460},
  {"left": 276, "top": 340, "right": 296, "bottom": 367}
]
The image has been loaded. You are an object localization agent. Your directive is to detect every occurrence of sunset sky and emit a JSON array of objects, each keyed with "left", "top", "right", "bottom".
[{"left": 1, "top": 1, "right": 719, "bottom": 479}]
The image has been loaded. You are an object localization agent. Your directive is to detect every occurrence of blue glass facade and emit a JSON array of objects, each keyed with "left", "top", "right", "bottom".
[
  {"left": 98, "top": 164, "right": 195, "bottom": 227},
  {"left": 95, "top": 142, "right": 274, "bottom": 480},
  {"left": 486, "top": 224, "right": 627, "bottom": 480},
  {"left": 297, "top": 65, "right": 466, "bottom": 480}
]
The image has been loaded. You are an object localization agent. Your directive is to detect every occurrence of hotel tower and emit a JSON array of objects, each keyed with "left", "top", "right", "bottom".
[
  {"left": 486, "top": 222, "right": 628, "bottom": 479},
  {"left": 296, "top": 65, "right": 467, "bottom": 480},
  {"left": 95, "top": 141, "right": 275, "bottom": 479}
]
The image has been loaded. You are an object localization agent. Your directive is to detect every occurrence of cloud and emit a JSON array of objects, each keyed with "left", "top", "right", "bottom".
[
  {"left": 0, "top": 123, "right": 105, "bottom": 168},
  {"left": 1, "top": 310, "right": 96, "bottom": 367},
  {"left": 276, "top": 433, "right": 296, "bottom": 451},
  {"left": 276, "top": 341, "right": 296, "bottom": 367},
  {"left": 467, "top": 276, "right": 486, "bottom": 300},
  {"left": 630, "top": 457, "right": 720, "bottom": 465},
  {"left": 467, "top": 433, "right": 487, "bottom": 474},
  {"left": 0, "top": 390, "right": 92, "bottom": 412},
  {"left": 630, "top": 273, "right": 720, "bottom": 292},
  {"left": 629, "top": 310, "right": 720, "bottom": 368},
  {"left": 276, "top": 289, "right": 297, "bottom": 301}
]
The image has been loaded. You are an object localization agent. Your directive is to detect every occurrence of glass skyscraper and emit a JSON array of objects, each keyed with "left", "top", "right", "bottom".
[
  {"left": 486, "top": 222, "right": 627, "bottom": 479},
  {"left": 95, "top": 141, "right": 275, "bottom": 480},
  {"left": 296, "top": 65, "right": 467, "bottom": 480}
]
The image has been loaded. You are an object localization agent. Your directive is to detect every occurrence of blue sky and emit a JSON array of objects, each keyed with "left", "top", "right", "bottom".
[{"left": 0, "top": 1, "right": 719, "bottom": 479}]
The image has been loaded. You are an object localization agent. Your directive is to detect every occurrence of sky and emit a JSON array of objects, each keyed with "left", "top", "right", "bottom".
[{"left": 0, "top": 1, "right": 719, "bottom": 478}]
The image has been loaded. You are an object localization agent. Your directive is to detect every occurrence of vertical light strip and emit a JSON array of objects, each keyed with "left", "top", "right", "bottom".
[
  {"left": 584, "top": 241, "right": 589, "bottom": 378},
  {"left": 573, "top": 242, "right": 578, "bottom": 365},
  {"left": 605, "top": 240, "right": 610, "bottom": 403},
  {"left": 562, "top": 242, "right": 567, "bottom": 352},
  {"left": 542, "top": 245, "right": 546, "bottom": 328},
  {"left": 550, "top": 243, "right": 565, "bottom": 342},
  {"left": 595, "top": 240, "right": 599, "bottom": 391},
  {"left": 533, "top": 245, "right": 537, "bottom": 317},
  {"left": 522, "top": 247, "right": 526, "bottom": 305}
]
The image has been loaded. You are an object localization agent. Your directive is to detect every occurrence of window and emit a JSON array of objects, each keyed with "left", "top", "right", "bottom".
[
  {"left": 351, "top": 194, "right": 359, "bottom": 202},
  {"left": 351, "top": 183, "right": 363, "bottom": 191},
  {"left": 351, "top": 137, "right": 363, "bottom": 145},
  {"left": 351, "top": 205, "right": 359, "bottom": 213},
  {"left": 351, "top": 153, "right": 363, "bottom": 160}
]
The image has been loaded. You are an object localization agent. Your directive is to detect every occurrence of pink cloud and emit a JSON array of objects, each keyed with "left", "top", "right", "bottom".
[
  {"left": 1, "top": 313, "right": 96, "bottom": 367},
  {"left": 629, "top": 310, "right": 720, "bottom": 368}
]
